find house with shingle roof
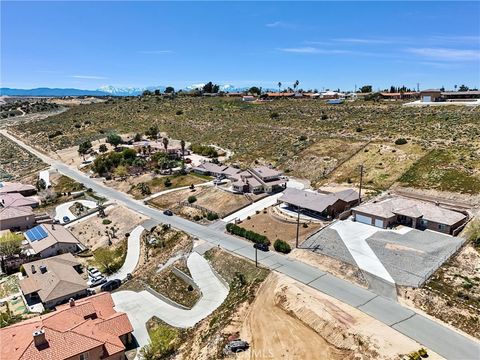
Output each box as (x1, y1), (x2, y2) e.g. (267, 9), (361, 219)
(20, 253), (88, 309)
(0, 205), (35, 230)
(0, 292), (133, 360)
(351, 197), (467, 235)
(23, 223), (82, 258)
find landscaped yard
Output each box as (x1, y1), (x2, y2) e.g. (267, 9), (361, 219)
(0, 275), (20, 299)
(128, 173), (211, 199)
(238, 208), (322, 246)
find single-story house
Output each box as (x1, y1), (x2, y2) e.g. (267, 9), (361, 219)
(23, 224), (82, 258)
(0, 193), (39, 208)
(0, 182), (37, 196)
(0, 292), (133, 360)
(351, 197), (467, 235)
(242, 95), (256, 102)
(20, 253), (88, 309)
(419, 89), (443, 102)
(0, 205), (35, 231)
(265, 92), (295, 99)
(279, 188), (359, 218)
(320, 91), (345, 100)
(380, 92), (419, 100)
(192, 162), (240, 178)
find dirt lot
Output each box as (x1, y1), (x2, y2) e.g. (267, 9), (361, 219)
(0, 133), (47, 181)
(326, 141), (426, 191)
(400, 241), (480, 339)
(238, 207), (322, 246)
(149, 186), (251, 218)
(238, 273), (443, 360)
(68, 204), (147, 250)
(289, 248), (368, 288)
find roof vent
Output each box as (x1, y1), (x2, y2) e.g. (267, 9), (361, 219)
(33, 329), (47, 348)
(69, 298), (75, 307)
(31, 265), (36, 274)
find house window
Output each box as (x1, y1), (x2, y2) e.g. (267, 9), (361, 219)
(80, 352), (89, 360)
(438, 224), (446, 231)
(420, 219), (428, 226)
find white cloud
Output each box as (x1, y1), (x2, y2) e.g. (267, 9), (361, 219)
(334, 37), (394, 44)
(279, 47), (351, 54)
(406, 48), (480, 61)
(70, 75), (108, 80)
(137, 50), (173, 54)
(265, 21), (295, 29)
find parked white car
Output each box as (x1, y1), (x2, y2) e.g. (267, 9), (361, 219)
(88, 267), (102, 278)
(87, 275), (107, 288)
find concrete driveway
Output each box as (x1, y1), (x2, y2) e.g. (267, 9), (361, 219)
(107, 225), (144, 281)
(54, 199), (97, 224)
(112, 252), (229, 349)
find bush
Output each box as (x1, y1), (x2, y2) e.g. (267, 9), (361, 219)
(102, 219), (112, 225)
(193, 215), (201, 221)
(176, 110), (183, 115)
(187, 195), (197, 204)
(164, 178), (172, 187)
(270, 112), (279, 119)
(225, 223), (270, 245)
(206, 212), (219, 221)
(274, 239), (291, 254)
(356, 127), (363, 132)
(395, 138), (408, 145)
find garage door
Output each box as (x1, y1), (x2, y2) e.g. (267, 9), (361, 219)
(356, 214), (372, 225)
(422, 95), (431, 102)
(374, 218), (384, 228)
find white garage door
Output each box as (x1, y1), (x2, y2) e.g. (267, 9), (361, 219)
(374, 218), (384, 228)
(356, 214), (372, 225)
(422, 95), (431, 102)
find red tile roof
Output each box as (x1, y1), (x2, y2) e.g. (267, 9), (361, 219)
(0, 293), (133, 360)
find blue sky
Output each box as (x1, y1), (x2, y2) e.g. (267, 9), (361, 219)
(1, 1), (479, 91)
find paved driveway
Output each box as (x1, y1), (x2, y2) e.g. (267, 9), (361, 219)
(54, 199), (97, 224)
(112, 252), (229, 349)
(107, 225), (143, 281)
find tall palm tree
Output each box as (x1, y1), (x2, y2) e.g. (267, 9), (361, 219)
(278, 82), (282, 94)
(162, 137), (169, 153)
(180, 140), (186, 173)
(293, 80), (300, 92)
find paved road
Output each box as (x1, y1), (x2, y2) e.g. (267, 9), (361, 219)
(112, 252), (229, 348)
(2, 130), (479, 360)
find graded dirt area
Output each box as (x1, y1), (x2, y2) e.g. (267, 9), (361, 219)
(239, 207), (321, 245)
(238, 273), (443, 360)
(68, 204), (147, 250)
(150, 186), (251, 218)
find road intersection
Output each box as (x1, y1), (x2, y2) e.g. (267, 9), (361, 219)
(2, 130), (479, 360)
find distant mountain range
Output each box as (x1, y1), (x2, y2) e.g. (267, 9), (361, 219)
(0, 84), (253, 97)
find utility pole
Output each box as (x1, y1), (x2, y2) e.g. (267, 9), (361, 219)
(296, 206), (301, 248)
(255, 246), (258, 267)
(358, 164), (364, 204)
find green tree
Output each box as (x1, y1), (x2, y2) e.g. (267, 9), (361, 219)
(359, 85), (373, 93)
(146, 125), (159, 139)
(165, 86), (175, 93)
(458, 85), (469, 92)
(180, 140), (186, 173)
(36, 178), (47, 191)
(162, 137), (169, 153)
(106, 133), (122, 148)
(114, 165), (128, 179)
(187, 195), (197, 203)
(278, 81), (282, 93)
(293, 80), (300, 92)
(249, 86), (261, 96)
(134, 133), (142, 142)
(78, 140), (92, 159)
(99, 144), (108, 153)
(274, 239), (291, 254)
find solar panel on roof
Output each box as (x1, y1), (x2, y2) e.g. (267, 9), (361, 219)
(25, 225), (48, 242)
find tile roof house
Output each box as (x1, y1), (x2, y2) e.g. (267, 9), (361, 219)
(279, 188), (359, 218)
(0, 292), (133, 360)
(20, 253), (88, 309)
(230, 166), (286, 194)
(352, 197), (467, 234)
(23, 224), (82, 258)
(0, 205), (35, 231)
